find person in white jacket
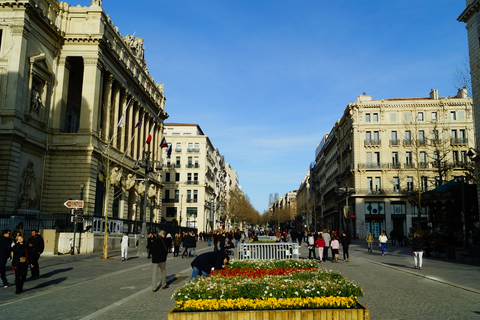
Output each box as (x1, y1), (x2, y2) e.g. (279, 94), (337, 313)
(121, 233), (129, 261)
(379, 232), (388, 256)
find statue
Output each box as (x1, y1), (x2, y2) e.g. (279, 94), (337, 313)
(123, 173), (136, 191)
(30, 85), (43, 115)
(91, 0), (102, 6)
(110, 167), (123, 185)
(18, 161), (39, 209)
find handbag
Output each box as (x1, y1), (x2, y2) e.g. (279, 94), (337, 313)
(19, 256), (27, 263)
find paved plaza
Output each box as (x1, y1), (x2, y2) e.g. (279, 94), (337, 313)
(0, 239), (479, 320)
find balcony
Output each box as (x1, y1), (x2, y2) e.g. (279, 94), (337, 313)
(186, 164), (199, 168)
(187, 148), (201, 153)
(389, 139), (399, 146)
(403, 139), (412, 146)
(365, 139), (381, 146)
(451, 137), (468, 145)
(358, 163), (385, 169)
(186, 181), (199, 185)
(404, 162), (415, 169)
(162, 198), (179, 203)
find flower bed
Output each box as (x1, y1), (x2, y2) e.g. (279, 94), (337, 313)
(171, 259), (363, 312)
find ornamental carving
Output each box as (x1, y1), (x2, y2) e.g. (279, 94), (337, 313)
(18, 161), (39, 210)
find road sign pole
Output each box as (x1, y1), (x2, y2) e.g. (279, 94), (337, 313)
(72, 209), (76, 255)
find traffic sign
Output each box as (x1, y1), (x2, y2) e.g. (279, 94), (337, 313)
(73, 209), (84, 215)
(71, 216), (84, 223)
(64, 200), (84, 208)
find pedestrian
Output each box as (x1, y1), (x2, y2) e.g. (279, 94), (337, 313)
(366, 232), (374, 253)
(146, 232), (155, 258)
(187, 231), (197, 257)
(151, 230), (169, 292)
(218, 231), (226, 252)
(322, 230), (331, 261)
(379, 231), (388, 256)
(330, 236), (340, 262)
(12, 235), (28, 294)
(213, 231), (219, 252)
(307, 231), (316, 259)
(314, 233), (325, 263)
(27, 230), (44, 278)
(189, 251), (229, 282)
(173, 233), (182, 257)
(340, 231), (351, 262)
(121, 233), (129, 261)
(412, 232), (425, 270)
(1, 230), (12, 288)
(390, 230), (397, 246)
(297, 231), (303, 246)
(181, 232), (190, 258)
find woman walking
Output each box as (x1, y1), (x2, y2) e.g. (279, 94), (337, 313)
(379, 232), (388, 256)
(366, 232), (374, 253)
(412, 232), (424, 270)
(340, 231), (351, 262)
(330, 236), (340, 262)
(12, 235), (28, 294)
(315, 234), (325, 263)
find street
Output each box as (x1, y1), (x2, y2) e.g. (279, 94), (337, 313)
(0, 239), (479, 320)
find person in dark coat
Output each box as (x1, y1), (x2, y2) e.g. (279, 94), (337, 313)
(12, 235), (29, 294)
(27, 230), (44, 278)
(0, 230), (12, 288)
(146, 232), (156, 258)
(340, 231), (351, 262)
(151, 230), (169, 291)
(187, 232), (197, 257)
(412, 232), (425, 270)
(189, 251), (229, 281)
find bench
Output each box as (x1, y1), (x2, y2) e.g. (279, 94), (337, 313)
(460, 246), (480, 262)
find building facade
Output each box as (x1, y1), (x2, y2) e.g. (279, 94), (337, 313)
(161, 123), (239, 233)
(0, 0), (168, 235)
(311, 90), (475, 239)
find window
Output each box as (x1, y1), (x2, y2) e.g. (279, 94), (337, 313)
(393, 177), (400, 193)
(461, 150), (467, 164)
(366, 152), (372, 165)
(432, 130), (439, 143)
(187, 173), (192, 184)
(433, 151), (440, 167)
(453, 151), (459, 165)
(174, 190), (179, 202)
(365, 131), (371, 145)
(375, 177), (381, 193)
(194, 157), (199, 168)
(431, 112), (437, 121)
(365, 113), (371, 122)
(165, 172), (170, 182)
(0, 29), (3, 51)
(450, 111), (456, 120)
(367, 177), (373, 194)
(176, 143), (182, 152)
(407, 177), (413, 191)
(193, 173), (198, 184)
(418, 112), (424, 121)
(404, 131), (411, 145)
(193, 190), (198, 203)
(166, 207), (176, 218)
(421, 176), (428, 192)
(373, 131), (379, 144)
(373, 113), (378, 122)
(459, 129), (466, 143)
(186, 190), (192, 202)
(175, 172), (180, 182)
(420, 151), (427, 168)
(403, 112), (410, 122)
(419, 130), (425, 144)
(176, 156), (181, 167)
(391, 131), (398, 145)
(406, 152), (412, 167)
(194, 143), (200, 152)
(390, 112), (397, 122)
(164, 189), (170, 200)
(187, 156), (193, 168)
(392, 152), (399, 168)
(373, 152), (380, 167)
(188, 143), (193, 152)
(435, 176), (441, 187)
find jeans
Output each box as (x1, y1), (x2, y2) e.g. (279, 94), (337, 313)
(317, 247), (324, 262)
(381, 243), (387, 254)
(323, 247), (330, 261)
(189, 266), (209, 282)
(188, 247), (196, 257)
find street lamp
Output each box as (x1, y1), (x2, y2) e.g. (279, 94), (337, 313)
(133, 151), (163, 256)
(337, 184), (355, 237)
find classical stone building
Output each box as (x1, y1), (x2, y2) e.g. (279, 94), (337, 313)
(311, 89), (475, 239)
(0, 0), (168, 235)
(161, 123), (239, 232)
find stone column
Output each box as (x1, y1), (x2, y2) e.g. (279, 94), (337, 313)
(79, 57), (102, 134)
(111, 83), (121, 147)
(52, 56), (70, 132)
(101, 74), (113, 140)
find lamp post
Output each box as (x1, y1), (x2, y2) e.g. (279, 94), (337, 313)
(337, 184), (355, 237)
(133, 151), (163, 256)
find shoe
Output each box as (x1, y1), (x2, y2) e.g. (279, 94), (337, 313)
(414, 266), (417, 269)
(153, 288), (158, 292)
(162, 285), (169, 290)
(419, 267), (422, 270)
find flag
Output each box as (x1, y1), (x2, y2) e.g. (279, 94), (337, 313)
(135, 114), (143, 129)
(160, 137), (168, 148)
(146, 123), (155, 144)
(117, 99), (132, 128)
(167, 144), (172, 158)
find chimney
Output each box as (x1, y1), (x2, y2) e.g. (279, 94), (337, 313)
(456, 87), (468, 98)
(429, 89), (438, 100)
(357, 92), (372, 101)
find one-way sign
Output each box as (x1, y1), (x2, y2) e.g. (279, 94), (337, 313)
(64, 200), (84, 208)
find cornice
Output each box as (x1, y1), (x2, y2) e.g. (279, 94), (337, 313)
(458, 0), (480, 22)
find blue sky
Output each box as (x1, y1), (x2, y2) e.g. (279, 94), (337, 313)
(77, 0), (468, 213)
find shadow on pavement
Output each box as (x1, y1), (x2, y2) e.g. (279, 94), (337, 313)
(33, 267), (73, 279)
(30, 277), (68, 289)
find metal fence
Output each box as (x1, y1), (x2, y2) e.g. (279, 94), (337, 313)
(0, 212), (196, 236)
(237, 242), (300, 260)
